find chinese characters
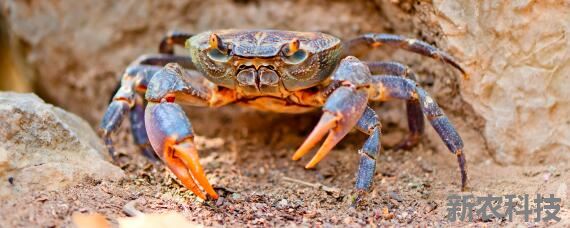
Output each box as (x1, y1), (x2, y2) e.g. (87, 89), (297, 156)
(447, 194), (561, 222)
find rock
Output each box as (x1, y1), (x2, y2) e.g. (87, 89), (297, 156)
(0, 92), (124, 198)
(430, 1), (570, 164)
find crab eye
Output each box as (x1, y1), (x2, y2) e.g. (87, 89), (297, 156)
(207, 48), (231, 62)
(281, 39), (307, 64)
(283, 49), (308, 64)
(207, 33), (231, 62)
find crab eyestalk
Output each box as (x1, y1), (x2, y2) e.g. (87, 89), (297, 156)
(282, 38), (300, 56)
(209, 33), (229, 54)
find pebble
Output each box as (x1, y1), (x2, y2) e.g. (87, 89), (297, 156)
(276, 199), (288, 208)
(304, 210), (318, 219)
(231, 193), (241, 200)
(389, 191), (403, 202)
(215, 197), (225, 206)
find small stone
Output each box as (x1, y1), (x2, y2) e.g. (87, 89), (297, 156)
(330, 215), (339, 224)
(382, 207), (395, 220)
(304, 210), (318, 219)
(389, 191), (403, 202)
(276, 199), (288, 208)
(231, 193), (241, 200)
(215, 197), (225, 206)
(343, 216), (352, 224)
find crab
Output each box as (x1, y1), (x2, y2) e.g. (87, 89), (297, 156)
(100, 29), (468, 202)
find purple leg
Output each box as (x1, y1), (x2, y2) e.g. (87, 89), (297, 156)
(158, 31), (193, 54)
(344, 33), (467, 77)
(368, 75), (467, 190)
(353, 106), (382, 205)
(101, 54), (195, 160)
(129, 98), (158, 161)
(366, 61), (425, 150)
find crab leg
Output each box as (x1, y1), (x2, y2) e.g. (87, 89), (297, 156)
(366, 61), (425, 149)
(353, 106), (382, 202)
(344, 34), (467, 78)
(132, 54), (194, 69)
(366, 61), (418, 81)
(158, 31), (194, 54)
(368, 75), (467, 190)
(129, 96), (157, 161)
(100, 54), (196, 160)
(101, 72), (160, 161)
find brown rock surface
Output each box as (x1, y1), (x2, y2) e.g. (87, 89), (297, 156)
(0, 92), (124, 198)
(429, 0), (570, 164)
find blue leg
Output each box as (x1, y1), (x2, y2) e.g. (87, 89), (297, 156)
(129, 98), (158, 161)
(366, 61), (418, 81)
(368, 75), (467, 190)
(352, 106), (382, 205)
(344, 33), (467, 77)
(158, 31), (193, 54)
(366, 61), (425, 149)
(100, 54), (195, 160)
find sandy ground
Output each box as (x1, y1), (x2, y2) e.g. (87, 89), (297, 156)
(1, 105), (568, 227)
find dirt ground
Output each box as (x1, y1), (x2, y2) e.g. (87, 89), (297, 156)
(1, 105), (568, 227)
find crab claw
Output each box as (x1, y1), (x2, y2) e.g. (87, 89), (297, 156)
(145, 102), (218, 200)
(292, 86), (368, 168)
(163, 136), (218, 200)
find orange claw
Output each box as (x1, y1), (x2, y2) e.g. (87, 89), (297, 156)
(163, 137), (218, 200)
(305, 126), (346, 169)
(172, 141), (218, 199)
(292, 112), (352, 168)
(291, 112), (339, 161)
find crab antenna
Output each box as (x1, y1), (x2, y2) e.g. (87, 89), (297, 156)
(209, 33), (229, 53)
(282, 38), (300, 56)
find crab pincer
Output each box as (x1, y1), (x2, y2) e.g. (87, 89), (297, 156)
(292, 85), (369, 168)
(141, 64), (219, 200)
(145, 102), (218, 200)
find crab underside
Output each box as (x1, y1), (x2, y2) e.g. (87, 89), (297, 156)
(100, 29), (468, 204)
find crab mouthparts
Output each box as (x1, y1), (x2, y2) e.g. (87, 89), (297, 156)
(236, 66), (279, 90)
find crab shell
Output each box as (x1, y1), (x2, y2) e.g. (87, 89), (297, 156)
(186, 30), (342, 96)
